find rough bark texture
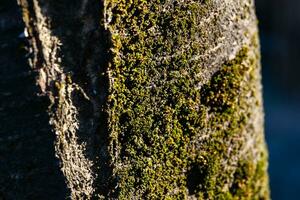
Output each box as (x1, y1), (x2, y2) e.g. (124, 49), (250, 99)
(18, 0), (269, 199)
(0, 1), (67, 199)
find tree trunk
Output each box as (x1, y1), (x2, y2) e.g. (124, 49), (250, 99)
(18, 0), (269, 199)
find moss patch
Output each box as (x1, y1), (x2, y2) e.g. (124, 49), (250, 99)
(105, 1), (269, 199)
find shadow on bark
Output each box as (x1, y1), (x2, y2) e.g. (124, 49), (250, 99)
(0, 1), (67, 199)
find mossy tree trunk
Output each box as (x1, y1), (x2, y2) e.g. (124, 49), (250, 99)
(18, 0), (269, 199)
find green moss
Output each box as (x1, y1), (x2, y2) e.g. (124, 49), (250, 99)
(105, 1), (269, 199)
(194, 44), (269, 199)
(201, 48), (248, 113)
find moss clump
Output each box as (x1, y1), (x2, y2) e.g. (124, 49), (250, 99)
(105, 1), (269, 199)
(193, 44), (269, 199)
(201, 49), (249, 113)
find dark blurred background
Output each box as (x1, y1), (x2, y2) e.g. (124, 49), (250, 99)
(256, 0), (300, 199)
(0, 0), (299, 199)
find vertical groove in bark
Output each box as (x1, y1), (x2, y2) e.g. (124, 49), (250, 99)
(18, 0), (270, 199)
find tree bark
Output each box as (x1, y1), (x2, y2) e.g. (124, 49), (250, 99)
(18, 0), (270, 199)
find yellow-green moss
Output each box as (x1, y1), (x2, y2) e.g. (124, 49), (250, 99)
(192, 44), (269, 199)
(105, 1), (269, 199)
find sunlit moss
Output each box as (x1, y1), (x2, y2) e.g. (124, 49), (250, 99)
(105, 1), (269, 199)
